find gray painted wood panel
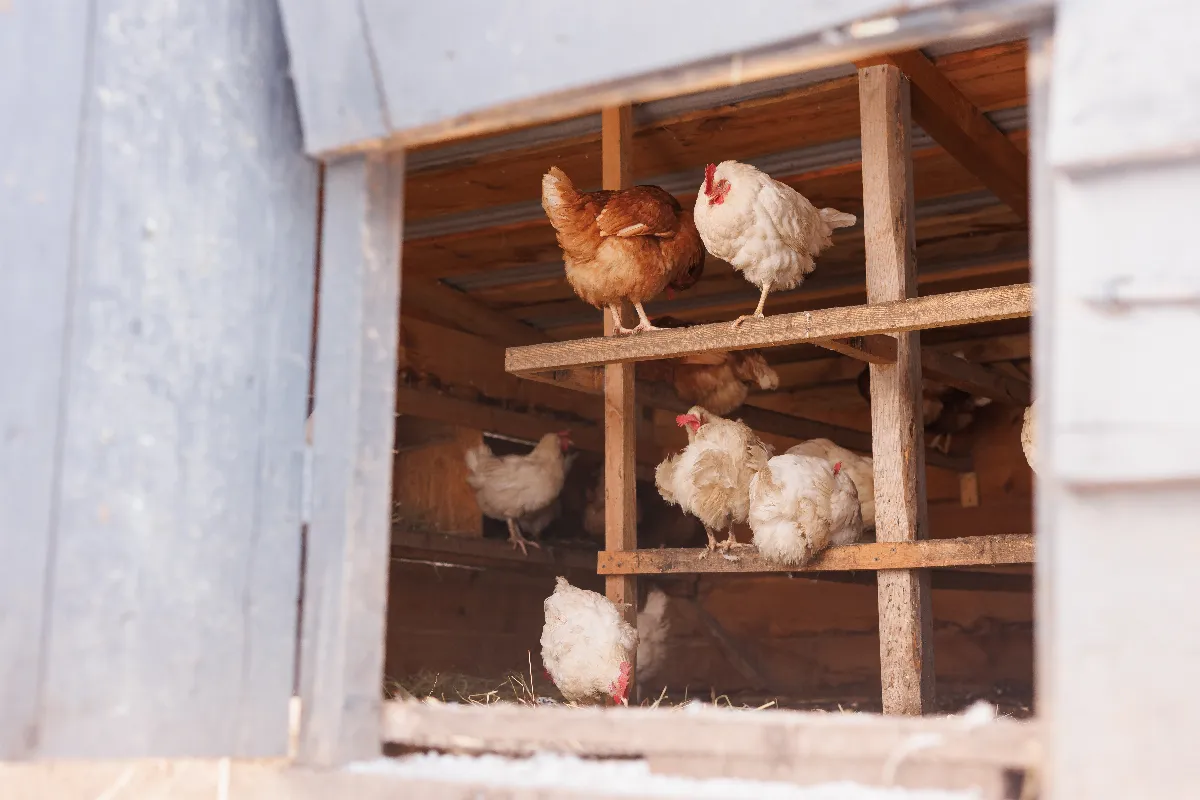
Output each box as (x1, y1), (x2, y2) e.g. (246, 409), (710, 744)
(1039, 11), (1200, 798)
(276, 0), (390, 156)
(12, 0), (319, 758)
(1049, 0), (1200, 168)
(0, 0), (94, 758)
(298, 153), (404, 766)
(360, 0), (908, 132)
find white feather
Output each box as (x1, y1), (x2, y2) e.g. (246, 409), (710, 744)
(749, 454), (836, 566)
(465, 434), (567, 522)
(541, 577), (637, 703)
(787, 438), (875, 530)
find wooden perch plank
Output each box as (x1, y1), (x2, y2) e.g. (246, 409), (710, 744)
(601, 106), (639, 695)
(392, 530), (596, 573)
(819, 335), (898, 364)
(858, 50), (1029, 218)
(860, 63), (935, 716)
(505, 284), (1031, 374)
(596, 535), (1035, 575)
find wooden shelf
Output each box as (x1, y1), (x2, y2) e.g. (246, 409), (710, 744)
(392, 530), (597, 573)
(596, 534), (1033, 575)
(505, 284), (1031, 376)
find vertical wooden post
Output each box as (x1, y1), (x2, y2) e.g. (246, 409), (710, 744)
(858, 65), (935, 715)
(300, 152), (404, 764)
(600, 106), (638, 697)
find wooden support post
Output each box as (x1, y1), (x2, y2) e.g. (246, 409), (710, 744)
(859, 64), (935, 715)
(300, 152), (404, 764)
(601, 106), (638, 697)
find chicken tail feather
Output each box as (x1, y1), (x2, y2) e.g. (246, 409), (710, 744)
(542, 167), (579, 215)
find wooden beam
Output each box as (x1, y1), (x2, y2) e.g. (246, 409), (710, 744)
(596, 534), (1033, 575)
(860, 64), (935, 716)
(601, 107), (639, 695)
(391, 530), (597, 574)
(301, 153), (404, 765)
(402, 275), (548, 346)
(395, 385), (659, 479)
(505, 284), (1032, 374)
(922, 348), (1031, 406)
(857, 50), (1029, 218)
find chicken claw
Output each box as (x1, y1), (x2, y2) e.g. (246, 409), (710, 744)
(698, 527), (720, 560)
(730, 311), (765, 329)
(506, 519), (541, 556)
(715, 531), (748, 553)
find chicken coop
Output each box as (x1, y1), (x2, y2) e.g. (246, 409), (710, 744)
(4, 0), (1199, 798)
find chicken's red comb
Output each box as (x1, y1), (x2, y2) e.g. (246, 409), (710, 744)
(703, 163), (717, 196)
(833, 461), (843, 475)
(675, 413), (700, 428)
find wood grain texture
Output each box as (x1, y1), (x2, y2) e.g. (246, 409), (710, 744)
(859, 64), (935, 716)
(0, 0), (92, 758)
(600, 107), (638, 689)
(392, 531), (597, 573)
(596, 535), (1034, 575)
(507, 284), (1031, 373)
(14, 0), (318, 759)
(859, 50), (1029, 217)
(402, 276), (547, 347)
(300, 154), (404, 766)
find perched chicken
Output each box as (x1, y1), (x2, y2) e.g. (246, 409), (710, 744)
(465, 431), (573, 555)
(748, 454), (863, 567)
(1021, 402), (1037, 474)
(636, 588), (670, 694)
(542, 167), (706, 335)
(693, 161), (856, 327)
(582, 470), (644, 545)
(655, 406), (771, 556)
(857, 367), (992, 454)
(637, 316), (780, 415)
(787, 438), (875, 530)
(541, 577), (637, 705)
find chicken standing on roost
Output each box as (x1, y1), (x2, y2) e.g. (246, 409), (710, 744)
(693, 160), (856, 327)
(748, 454), (864, 567)
(464, 431), (573, 555)
(541, 167), (705, 334)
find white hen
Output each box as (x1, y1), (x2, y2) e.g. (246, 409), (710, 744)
(465, 431), (572, 554)
(1022, 402), (1037, 474)
(541, 577), (637, 704)
(749, 454), (863, 567)
(693, 160), (857, 327)
(787, 438), (875, 530)
(655, 406), (771, 556)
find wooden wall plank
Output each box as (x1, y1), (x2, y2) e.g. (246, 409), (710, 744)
(26, 0), (318, 757)
(858, 64), (935, 715)
(0, 0), (93, 758)
(600, 107), (639, 693)
(299, 153), (404, 765)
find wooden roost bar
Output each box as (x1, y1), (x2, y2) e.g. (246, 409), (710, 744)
(504, 61), (1035, 715)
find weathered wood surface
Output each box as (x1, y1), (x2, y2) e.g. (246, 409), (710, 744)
(600, 107), (639, 690)
(300, 154), (404, 766)
(859, 50), (1029, 217)
(0, 0), (318, 759)
(1037, 8), (1200, 799)
(392, 531), (597, 573)
(596, 535), (1034, 575)
(275, 0), (390, 155)
(506, 284), (1032, 373)
(383, 700), (1038, 797)
(0, 0), (93, 759)
(860, 64), (935, 716)
(279, 0), (1049, 153)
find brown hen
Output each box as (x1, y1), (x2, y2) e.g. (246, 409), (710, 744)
(541, 167), (706, 334)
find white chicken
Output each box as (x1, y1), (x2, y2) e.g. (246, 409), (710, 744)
(654, 406), (771, 556)
(693, 160), (857, 327)
(465, 431), (572, 555)
(748, 454), (864, 567)
(1021, 402), (1037, 474)
(541, 577), (636, 705)
(636, 588), (670, 694)
(786, 438), (875, 530)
